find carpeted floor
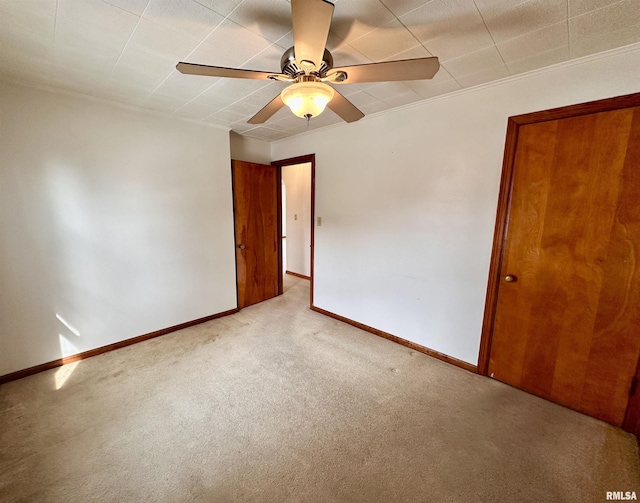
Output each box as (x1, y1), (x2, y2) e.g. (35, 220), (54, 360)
(1, 275), (639, 502)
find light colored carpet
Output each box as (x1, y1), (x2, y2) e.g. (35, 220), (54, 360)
(1, 275), (639, 502)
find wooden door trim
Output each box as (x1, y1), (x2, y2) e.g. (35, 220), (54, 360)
(505, 92), (640, 126)
(477, 117), (520, 376)
(623, 357), (640, 434)
(478, 91), (640, 377)
(230, 160), (240, 309)
(272, 154), (316, 308)
(276, 164), (283, 296)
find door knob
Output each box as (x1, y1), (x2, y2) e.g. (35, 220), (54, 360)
(237, 244), (246, 249)
(504, 275), (516, 282)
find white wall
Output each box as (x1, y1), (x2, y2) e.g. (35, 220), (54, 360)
(0, 82), (237, 375)
(282, 163), (312, 277)
(229, 132), (271, 165)
(271, 45), (640, 365)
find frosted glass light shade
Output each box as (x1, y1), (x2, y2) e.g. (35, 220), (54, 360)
(281, 82), (335, 119)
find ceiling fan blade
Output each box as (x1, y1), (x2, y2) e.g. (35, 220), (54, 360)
(247, 94), (285, 124)
(327, 89), (364, 123)
(291, 0), (334, 71)
(176, 62), (276, 80)
(331, 57), (440, 84)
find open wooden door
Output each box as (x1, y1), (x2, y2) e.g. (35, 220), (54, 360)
(232, 160), (282, 309)
(480, 94), (640, 428)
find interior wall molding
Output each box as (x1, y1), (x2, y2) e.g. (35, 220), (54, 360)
(310, 305), (477, 374)
(271, 42), (640, 145)
(0, 308), (239, 385)
(0, 77), (231, 132)
(286, 271), (311, 280)
(365, 42), (640, 118)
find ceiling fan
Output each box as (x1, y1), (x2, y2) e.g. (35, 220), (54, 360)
(176, 0), (439, 125)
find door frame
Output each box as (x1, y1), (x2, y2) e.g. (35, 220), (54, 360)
(477, 92), (640, 433)
(272, 154), (316, 308)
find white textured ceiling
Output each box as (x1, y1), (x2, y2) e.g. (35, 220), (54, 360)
(1, 0), (639, 140)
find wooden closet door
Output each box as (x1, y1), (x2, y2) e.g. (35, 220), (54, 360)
(488, 105), (640, 426)
(232, 160), (281, 309)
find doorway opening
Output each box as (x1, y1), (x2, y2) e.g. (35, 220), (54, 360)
(273, 155), (315, 308)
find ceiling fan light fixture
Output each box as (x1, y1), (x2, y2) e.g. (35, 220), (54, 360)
(280, 81), (334, 119)
(178, 0), (439, 126)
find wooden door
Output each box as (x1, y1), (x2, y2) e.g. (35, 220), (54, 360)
(232, 160), (281, 309)
(485, 97), (640, 426)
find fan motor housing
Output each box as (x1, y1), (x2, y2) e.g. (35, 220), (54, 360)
(280, 47), (333, 77)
